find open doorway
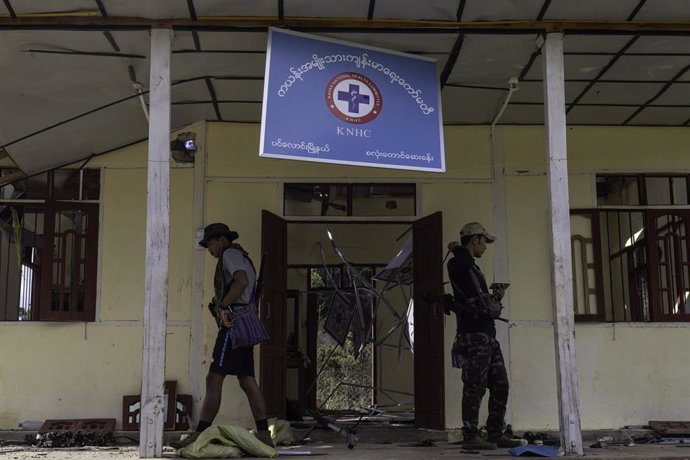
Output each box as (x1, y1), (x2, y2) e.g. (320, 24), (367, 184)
(260, 210), (444, 429)
(299, 264), (381, 415)
(282, 285), (376, 419)
(286, 223), (413, 421)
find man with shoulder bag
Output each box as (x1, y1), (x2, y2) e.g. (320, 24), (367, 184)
(172, 223), (272, 449)
(446, 222), (521, 450)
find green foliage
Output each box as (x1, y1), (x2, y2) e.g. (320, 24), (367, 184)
(310, 269), (325, 289)
(316, 333), (372, 411)
(311, 269), (375, 411)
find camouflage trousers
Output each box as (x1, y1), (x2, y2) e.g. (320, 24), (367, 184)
(452, 332), (509, 438)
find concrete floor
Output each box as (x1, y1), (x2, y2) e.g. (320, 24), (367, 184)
(3, 441), (690, 459)
(3, 427), (690, 459)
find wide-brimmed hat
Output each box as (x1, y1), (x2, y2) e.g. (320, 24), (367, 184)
(459, 222), (496, 243)
(198, 223), (239, 248)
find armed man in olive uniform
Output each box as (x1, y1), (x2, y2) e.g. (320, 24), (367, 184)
(447, 222), (521, 450)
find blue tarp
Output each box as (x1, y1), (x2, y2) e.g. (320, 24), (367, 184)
(509, 444), (561, 457)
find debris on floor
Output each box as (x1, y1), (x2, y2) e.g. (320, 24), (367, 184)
(522, 431), (559, 446)
(39, 418), (115, 434)
(28, 431), (115, 448)
(649, 420), (690, 436)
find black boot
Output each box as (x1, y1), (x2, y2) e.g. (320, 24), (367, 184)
(463, 435), (497, 450)
(488, 433), (525, 448)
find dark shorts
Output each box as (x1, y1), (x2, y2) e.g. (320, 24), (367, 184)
(209, 328), (255, 377)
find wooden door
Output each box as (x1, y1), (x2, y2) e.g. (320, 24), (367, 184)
(412, 212), (445, 430)
(259, 210), (288, 417)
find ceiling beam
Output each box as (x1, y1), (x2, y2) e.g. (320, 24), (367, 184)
(367, 0), (375, 20)
(2, 16), (690, 33)
(456, 0), (467, 21)
(536, 0), (553, 20)
(26, 49), (145, 58)
(628, 0), (649, 22)
(0, 169), (26, 187)
(1, 0), (16, 19)
(103, 31), (120, 51)
(439, 33), (464, 88)
(185, 0), (202, 51)
(204, 77), (223, 121)
(523, 78), (690, 83)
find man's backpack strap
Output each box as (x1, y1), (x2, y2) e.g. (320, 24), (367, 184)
(210, 246), (259, 328)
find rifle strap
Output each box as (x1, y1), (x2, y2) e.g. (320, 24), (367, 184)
(468, 267), (489, 308)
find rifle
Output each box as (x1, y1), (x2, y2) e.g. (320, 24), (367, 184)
(423, 290), (509, 323)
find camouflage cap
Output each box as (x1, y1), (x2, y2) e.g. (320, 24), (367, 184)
(459, 222), (496, 243)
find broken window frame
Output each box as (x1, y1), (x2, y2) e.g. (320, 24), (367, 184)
(283, 182), (416, 218)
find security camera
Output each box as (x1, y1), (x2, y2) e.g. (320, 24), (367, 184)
(508, 77), (519, 91)
(171, 132), (197, 163)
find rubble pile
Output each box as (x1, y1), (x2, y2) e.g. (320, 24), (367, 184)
(27, 431), (115, 448)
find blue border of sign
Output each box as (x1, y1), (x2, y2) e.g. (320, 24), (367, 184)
(260, 28), (445, 173)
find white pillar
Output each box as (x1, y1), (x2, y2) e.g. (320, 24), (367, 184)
(542, 32), (583, 456)
(490, 125), (511, 424)
(188, 126), (207, 423)
(140, 27), (172, 458)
